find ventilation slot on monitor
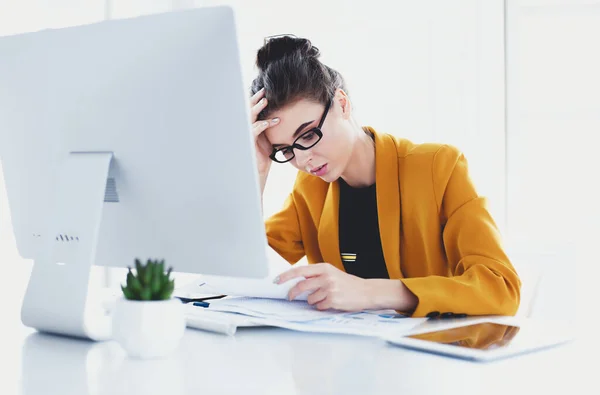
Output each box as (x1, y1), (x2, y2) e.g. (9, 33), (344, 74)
(55, 234), (79, 242)
(104, 177), (119, 202)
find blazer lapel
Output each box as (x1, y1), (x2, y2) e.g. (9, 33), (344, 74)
(317, 181), (345, 271)
(371, 129), (403, 279)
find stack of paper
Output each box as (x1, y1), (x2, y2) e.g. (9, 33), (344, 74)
(204, 297), (343, 321)
(185, 297), (427, 337)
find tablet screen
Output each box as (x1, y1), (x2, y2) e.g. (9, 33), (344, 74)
(406, 322), (521, 350)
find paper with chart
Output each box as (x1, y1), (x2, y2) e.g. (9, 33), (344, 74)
(266, 313), (427, 337)
(201, 297), (427, 337)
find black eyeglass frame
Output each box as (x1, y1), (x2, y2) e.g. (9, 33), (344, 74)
(269, 99), (332, 164)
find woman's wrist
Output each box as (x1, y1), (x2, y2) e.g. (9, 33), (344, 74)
(258, 167), (270, 193)
(365, 279), (418, 312)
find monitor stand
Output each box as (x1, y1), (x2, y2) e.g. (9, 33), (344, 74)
(21, 152), (115, 340)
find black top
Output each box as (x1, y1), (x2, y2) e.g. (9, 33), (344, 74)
(338, 177), (389, 279)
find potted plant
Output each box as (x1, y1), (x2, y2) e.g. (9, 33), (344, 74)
(111, 258), (186, 359)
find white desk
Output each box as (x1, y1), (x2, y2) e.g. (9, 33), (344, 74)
(0, 263), (590, 395)
(0, 315), (588, 395)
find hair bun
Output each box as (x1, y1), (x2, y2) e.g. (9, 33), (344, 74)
(256, 35), (320, 70)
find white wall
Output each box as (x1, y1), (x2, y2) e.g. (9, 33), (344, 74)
(506, 0), (600, 321)
(206, 0), (507, 232)
(0, 1), (506, 292)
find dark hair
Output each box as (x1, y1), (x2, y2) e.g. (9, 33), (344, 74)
(250, 35), (346, 121)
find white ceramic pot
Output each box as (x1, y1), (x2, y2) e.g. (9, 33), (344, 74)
(111, 297), (185, 359)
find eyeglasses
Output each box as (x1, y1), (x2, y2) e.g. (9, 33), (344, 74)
(269, 99), (331, 164)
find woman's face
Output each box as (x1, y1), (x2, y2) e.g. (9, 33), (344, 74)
(264, 93), (355, 183)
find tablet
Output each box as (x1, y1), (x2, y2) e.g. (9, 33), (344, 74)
(385, 321), (573, 362)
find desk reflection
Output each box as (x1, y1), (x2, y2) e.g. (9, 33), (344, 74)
(287, 333), (380, 395)
(21, 328), (299, 395)
(21, 332), (186, 395)
(408, 323), (520, 349)
(19, 325), (512, 395)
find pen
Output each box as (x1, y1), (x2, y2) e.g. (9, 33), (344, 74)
(426, 312), (468, 320)
(175, 295), (226, 304)
(378, 313), (408, 319)
(193, 301), (210, 308)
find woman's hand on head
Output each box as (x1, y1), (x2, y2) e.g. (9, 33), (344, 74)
(274, 263), (377, 312)
(250, 88), (279, 175)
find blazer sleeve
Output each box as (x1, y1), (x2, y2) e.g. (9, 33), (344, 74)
(265, 192), (306, 264)
(401, 145), (521, 317)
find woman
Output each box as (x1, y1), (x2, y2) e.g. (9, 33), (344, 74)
(249, 35), (520, 317)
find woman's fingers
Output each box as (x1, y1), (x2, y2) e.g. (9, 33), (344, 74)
(275, 263), (330, 284)
(250, 87), (265, 106)
(288, 277), (326, 301)
(249, 88), (279, 163)
(252, 117), (279, 138)
(316, 296), (333, 311)
(306, 289), (328, 305)
(250, 96), (268, 120)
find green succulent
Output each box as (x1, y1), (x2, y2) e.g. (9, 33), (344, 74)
(121, 258), (175, 301)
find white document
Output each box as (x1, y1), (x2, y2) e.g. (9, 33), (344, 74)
(199, 274), (311, 300)
(195, 246), (313, 300)
(205, 297), (343, 321)
(262, 314), (427, 338)
(197, 297), (427, 337)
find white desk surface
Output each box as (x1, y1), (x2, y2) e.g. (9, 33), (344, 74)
(0, 313), (590, 395)
(0, 264), (591, 395)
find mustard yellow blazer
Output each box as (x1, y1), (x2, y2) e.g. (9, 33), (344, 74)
(265, 127), (521, 317)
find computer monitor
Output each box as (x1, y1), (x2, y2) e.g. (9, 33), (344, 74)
(0, 6), (269, 340)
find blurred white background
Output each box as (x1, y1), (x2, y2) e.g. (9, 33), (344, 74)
(0, 0), (596, 325)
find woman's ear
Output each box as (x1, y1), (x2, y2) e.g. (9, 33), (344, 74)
(335, 89), (352, 120)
